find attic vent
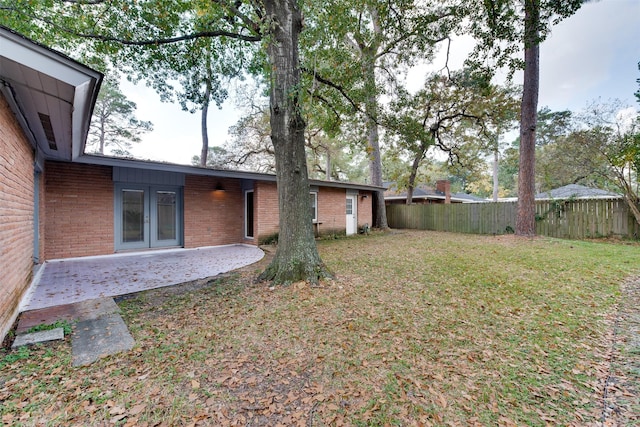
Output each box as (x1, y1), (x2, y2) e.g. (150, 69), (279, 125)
(38, 113), (57, 150)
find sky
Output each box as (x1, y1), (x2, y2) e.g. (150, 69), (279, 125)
(124, 0), (640, 165)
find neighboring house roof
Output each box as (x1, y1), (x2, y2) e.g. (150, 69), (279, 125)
(0, 26), (103, 167)
(450, 193), (487, 203)
(535, 184), (621, 200)
(383, 181), (486, 203)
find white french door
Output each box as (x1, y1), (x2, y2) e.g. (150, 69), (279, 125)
(116, 184), (182, 250)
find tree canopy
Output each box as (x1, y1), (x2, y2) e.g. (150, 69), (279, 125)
(383, 70), (519, 204)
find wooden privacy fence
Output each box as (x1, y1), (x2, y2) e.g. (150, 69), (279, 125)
(386, 198), (640, 240)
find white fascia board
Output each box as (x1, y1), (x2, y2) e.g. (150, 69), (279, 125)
(1, 32), (101, 87)
(1, 28), (103, 161)
(72, 80), (102, 160)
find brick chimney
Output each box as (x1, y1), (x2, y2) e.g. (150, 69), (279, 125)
(436, 180), (451, 204)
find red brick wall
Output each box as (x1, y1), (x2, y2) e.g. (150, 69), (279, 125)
(317, 187), (346, 233)
(40, 162), (374, 263)
(358, 191), (373, 228)
(318, 189), (373, 234)
(0, 94), (35, 340)
(44, 161), (114, 259)
(254, 181), (279, 242)
(252, 183), (374, 240)
(184, 176), (244, 247)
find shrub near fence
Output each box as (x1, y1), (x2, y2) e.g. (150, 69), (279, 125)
(386, 198), (640, 240)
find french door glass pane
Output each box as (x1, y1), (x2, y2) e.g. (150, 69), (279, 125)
(156, 191), (176, 241)
(122, 190), (144, 243)
(346, 198), (353, 215)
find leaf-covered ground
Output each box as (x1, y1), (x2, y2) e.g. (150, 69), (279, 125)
(1, 230), (639, 426)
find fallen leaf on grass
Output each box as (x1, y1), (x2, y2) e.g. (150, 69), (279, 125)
(123, 419), (139, 427)
(436, 394), (447, 409)
(214, 375), (231, 384)
(109, 406), (126, 415)
(128, 404), (145, 416)
(110, 413), (127, 424)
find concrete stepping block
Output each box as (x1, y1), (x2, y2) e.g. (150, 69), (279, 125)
(72, 313), (134, 366)
(12, 328), (64, 348)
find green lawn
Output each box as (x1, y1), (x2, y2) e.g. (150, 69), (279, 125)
(1, 230), (638, 426)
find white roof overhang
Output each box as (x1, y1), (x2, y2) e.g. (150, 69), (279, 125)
(0, 26), (103, 165)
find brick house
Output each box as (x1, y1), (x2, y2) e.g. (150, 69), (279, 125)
(0, 27), (378, 341)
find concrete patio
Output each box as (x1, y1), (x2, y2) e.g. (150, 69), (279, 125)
(20, 244), (264, 312)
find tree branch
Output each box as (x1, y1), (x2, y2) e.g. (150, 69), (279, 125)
(212, 0), (262, 36)
(301, 67), (361, 113)
(307, 91), (342, 124)
(0, 5), (261, 43)
(62, 0), (107, 4)
(78, 29), (261, 45)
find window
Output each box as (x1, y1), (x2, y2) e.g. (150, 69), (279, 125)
(245, 190), (254, 238)
(346, 197), (353, 215)
(310, 192), (318, 222)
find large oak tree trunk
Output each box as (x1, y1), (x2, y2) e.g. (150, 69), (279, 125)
(362, 60), (388, 229)
(516, 0), (539, 237)
(258, 0), (331, 285)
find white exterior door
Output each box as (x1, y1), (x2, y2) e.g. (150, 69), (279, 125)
(346, 195), (357, 235)
(115, 184), (182, 250)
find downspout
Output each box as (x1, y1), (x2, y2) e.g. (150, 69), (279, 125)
(33, 169), (40, 264)
(33, 127), (44, 265)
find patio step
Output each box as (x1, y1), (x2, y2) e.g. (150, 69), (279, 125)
(17, 298), (121, 334)
(16, 297), (135, 366)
